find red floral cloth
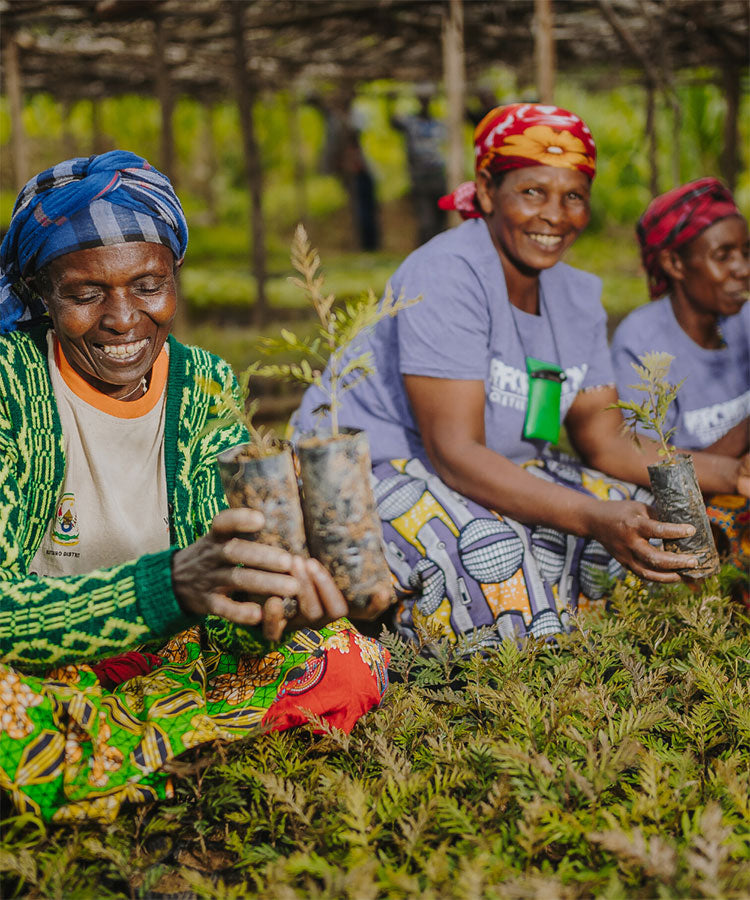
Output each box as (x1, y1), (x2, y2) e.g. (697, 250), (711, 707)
(636, 177), (741, 299)
(439, 103), (597, 220)
(438, 180), (483, 219)
(263, 630), (390, 735)
(90, 630), (390, 735)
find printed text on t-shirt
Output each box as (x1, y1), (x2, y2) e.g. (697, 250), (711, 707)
(488, 359), (589, 415)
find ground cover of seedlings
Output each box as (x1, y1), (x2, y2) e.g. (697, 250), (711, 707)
(2, 570), (749, 900)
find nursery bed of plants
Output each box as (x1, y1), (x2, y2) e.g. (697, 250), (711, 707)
(2, 570), (749, 900)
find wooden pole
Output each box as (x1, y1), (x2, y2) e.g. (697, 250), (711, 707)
(645, 81), (659, 197)
(288, 88), (308, 223)
(91, 98), (108, 155)
(442, 0), (466, 228)
(230, 1), (268, 327)
(62, 99), (77, 160)
(599, 0), (684, 193)
(721, 64), (740, 191)
(152, 16), (186, 333)
(661, 38), (681, 188)
(534, 0), (556, 104)
(5, 31), (28, 191)
(670, 96), (681, 189)
(154, 14), (177, 187)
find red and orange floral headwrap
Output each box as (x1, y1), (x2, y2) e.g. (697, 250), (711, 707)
(636, 177), (741, 299)
(439, 103), (597, 219)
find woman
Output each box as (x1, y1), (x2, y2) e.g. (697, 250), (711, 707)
(292, 104), (750, 647)
(0, 152), (390, 823)
(611, 178), (749, 578)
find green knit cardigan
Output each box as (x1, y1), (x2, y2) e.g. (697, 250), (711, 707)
(0, 324), (248, 672)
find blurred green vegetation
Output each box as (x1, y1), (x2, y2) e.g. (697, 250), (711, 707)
(2, 68), (746, 226)
(1, 66), (746, 360)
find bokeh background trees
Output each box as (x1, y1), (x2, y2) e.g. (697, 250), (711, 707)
(1, 1), (748, 390)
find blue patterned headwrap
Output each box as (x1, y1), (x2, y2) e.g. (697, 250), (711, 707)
(0, 151), (188, 333)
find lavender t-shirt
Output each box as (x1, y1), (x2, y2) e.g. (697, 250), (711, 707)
(611, 297), (750, 450)
(292, 218), (615, 464)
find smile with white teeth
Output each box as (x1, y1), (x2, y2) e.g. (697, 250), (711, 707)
(529, 233), (563, 249)
(98, 338), (149, 359)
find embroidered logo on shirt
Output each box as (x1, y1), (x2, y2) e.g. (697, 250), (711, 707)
(51, 492), (80, 546)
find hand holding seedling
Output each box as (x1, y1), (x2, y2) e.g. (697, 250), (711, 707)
(586, 499), (698, 582)
(170, 508), (391, 641)
(171, 508), (300, 625)
(288, 557), (393, 626)
(241, 557), (391, 642)
(608, 351), (720, 577)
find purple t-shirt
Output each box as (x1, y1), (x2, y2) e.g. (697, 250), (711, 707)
(611, 297), (750, 450)
(292, 218), (614, 464)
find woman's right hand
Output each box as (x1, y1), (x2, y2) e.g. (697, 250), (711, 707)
(171, 508), (301, 627)
(588, 499), (699, 583)
(171, 508), (392, 641)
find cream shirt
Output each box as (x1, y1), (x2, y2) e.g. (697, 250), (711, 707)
(30, 334), (170, 577)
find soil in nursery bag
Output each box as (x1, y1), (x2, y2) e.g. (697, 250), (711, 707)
(297, 430), (393, 609)
(218, 443), (307, 614)
(648, 454), (720, 579)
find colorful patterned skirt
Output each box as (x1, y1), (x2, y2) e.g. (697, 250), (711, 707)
(0, 619), (389, 823)
(371, 453), (649, 646)
(373, 454), (749, 645)
(706, 493), (750, 604)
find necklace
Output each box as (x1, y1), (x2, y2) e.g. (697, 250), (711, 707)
(117, 376), (148, 401)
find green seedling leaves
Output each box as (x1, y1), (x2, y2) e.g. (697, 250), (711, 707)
(247, 224), (421, 437)
(608, 350), (684, 460)
(195, 370), (281, 457)
(3, 572), (749, 898)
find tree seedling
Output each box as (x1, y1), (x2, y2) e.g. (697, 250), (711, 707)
(609, 351), (685, 463)
(610, 351), (719, 577)
(198, 368), (281, 459)
(251, 223), (420, 435)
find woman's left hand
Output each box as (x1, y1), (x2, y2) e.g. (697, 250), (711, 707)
(588, 499), (699, 583)
(260, 557), (393, 642)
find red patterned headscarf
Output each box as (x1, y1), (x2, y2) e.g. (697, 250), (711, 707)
(439, 103), (597, 219)
(636, 177), (742, 299)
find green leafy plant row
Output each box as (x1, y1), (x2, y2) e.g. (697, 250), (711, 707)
(2, 569), (749, 899)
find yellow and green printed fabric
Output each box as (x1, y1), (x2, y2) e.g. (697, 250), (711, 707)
(0, 619), (389, 823)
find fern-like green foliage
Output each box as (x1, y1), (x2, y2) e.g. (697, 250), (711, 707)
(2, 570), (749, 898)
(251, 224), (421, 436)
(0, 572), (750, 900)
(609, 351), (685, 461)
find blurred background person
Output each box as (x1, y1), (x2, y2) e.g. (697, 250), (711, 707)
(388, 83), (447, 246)
(308, 87), (381, 251)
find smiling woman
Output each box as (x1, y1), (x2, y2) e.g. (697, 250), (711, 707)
(612, 178), (750, 585)
(39, 242), (177, 398)
(0, 151), (390, 823)
(291, 103), (750, 649)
